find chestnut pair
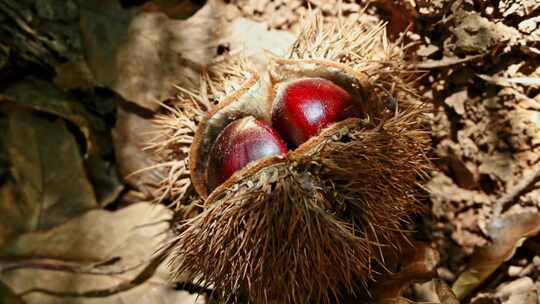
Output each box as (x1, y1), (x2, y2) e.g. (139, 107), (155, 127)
(207, 77), (356, 192)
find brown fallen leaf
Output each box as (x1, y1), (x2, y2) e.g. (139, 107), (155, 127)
(54, 60), (97, 91)
(372, 0), (417, 40)
(416, 54), (484, 69)
(112, 103), (165, 199)
(0, 182), (23, 253)
(477, 74), (540, 87)
(223, 18), (296, 72)
(0, 79), (123, 206)
(0, 116), (7, 180)
(0, 203), (202, 304)
(0, 280), (25, 304)
(0, 78), (106, 155)
(452, 212), (540, 300)
(451, 12), (521, 54)
(141, 0), (205, 19)
(5, 110), (98, 232)
(80, 0), (229, 111)
(373, 244), (439, 303)
(410, 279), (460, 304)
(434, 279), (460, 304)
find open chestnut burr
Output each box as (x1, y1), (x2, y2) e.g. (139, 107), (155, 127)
(152, 16), (432, 304)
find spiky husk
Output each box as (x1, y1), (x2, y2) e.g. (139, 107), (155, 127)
(169, 112), (430, 302)
(147, 56), (254, 209)
(153, 13), (432, 304)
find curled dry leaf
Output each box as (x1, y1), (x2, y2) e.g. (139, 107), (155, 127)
(373, 244), (439, 303)
(4, 110), (98, 232)
(0, 181), (26, 250)
(0, 117), (7, 180)
(0, 203), (202, 304)
(112, 103), (165, 199)
(0, 280), (25, 304)
(0, 78), (106, 154)
(141, 0), (205, 19)
(452, 212), (540, 300)
(477, 74), (540, 87)
(416, 54), (485, 69)
(451, 11), (521, 54)
(433, 279), (460, 304)
(372, 0), (417, 39)
(0, 78), (123, 206)
(53, 60), (97, 91)
(223, 18), (296, 71)
(80, 0), (229, 111)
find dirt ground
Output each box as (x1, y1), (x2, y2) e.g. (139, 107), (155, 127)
(0, 0), (540, 303)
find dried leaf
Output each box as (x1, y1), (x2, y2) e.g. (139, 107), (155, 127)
(0, 78), (106, 155)
(0, 203), (202, 304)
(499, 0), (540, 18)
(373, 0), (416, 39)
(0, 78), (123, 206)
(416, 54), (484, 69)
(80, 0), (228, 111)
(410, 279), (459, 304)
(0, 280), (25, 304)
(0, 117), (7, 180)
(85, 157), (124, 207)
(141, 0), (204, 19)
(373, 245), (439, 303)
(112, 103), (165, 198)
(434, 280), (460, 304)
(0, 182), (23, 250)
(452, 212), (540, 299)
(451, 12), (521, 54)
(5, 110), (98, 231)
(478, 152), (516, 185)
(477, 74), (540, 87)
(224, 18), (296, 71)
(53, 60), (97, 91)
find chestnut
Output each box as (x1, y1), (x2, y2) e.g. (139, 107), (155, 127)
(272, 77), (355, 148)
(206, 116), (288, 192)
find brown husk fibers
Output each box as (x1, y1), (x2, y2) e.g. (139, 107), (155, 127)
(151, 14), (433, 303)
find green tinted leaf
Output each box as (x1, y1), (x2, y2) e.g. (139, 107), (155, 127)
(0, 280), (25, 304)
(0, 79), (122, 206)
(6, 110), (98, 231)
(1, 78), (105, 156)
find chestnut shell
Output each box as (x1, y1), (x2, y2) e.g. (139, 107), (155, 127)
(206, 116), (287, 192)
(272, 77), (356, 148)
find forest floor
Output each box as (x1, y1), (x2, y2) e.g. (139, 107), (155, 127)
(0, 0), (540, 303)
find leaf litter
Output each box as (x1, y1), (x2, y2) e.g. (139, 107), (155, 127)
(1, 0), (540, 303)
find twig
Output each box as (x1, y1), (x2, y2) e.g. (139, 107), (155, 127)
(174, 282), (213, 296)
(1, 258), (145, 276)
(492, 161), (540, 218)
(416, 54), (484, 69)
(18, 252), (167, 298)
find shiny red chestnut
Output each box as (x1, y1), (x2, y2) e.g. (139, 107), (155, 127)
(206, 116), (288, 192)
(272, 78), (355, 148)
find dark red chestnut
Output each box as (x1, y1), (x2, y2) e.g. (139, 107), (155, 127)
(206, 116), (288, 192)
(272, 77), (355, 148)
